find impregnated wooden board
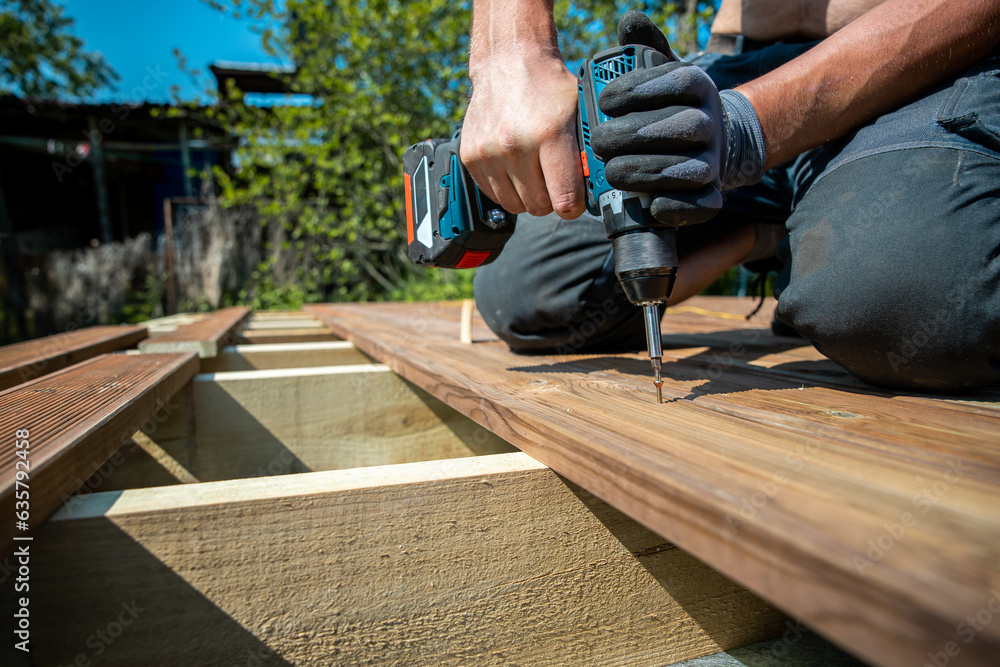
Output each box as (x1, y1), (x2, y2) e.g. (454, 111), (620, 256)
(140, 312), (208, 334)
(0, 352), (199, 555)
(29, 453), (787, 666)
(243, 318), (325, 330)
(198, 341), (371, 373)
(139, 306), (250, 357)
(308, 298), (1000, 667)
(95, 363), (517, 489)
(249, 310), (319, 320)
(0, 325), (147, 391)
(240, 327), (340, 344)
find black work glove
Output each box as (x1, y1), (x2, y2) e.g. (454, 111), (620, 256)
(590, 11), (767, 226)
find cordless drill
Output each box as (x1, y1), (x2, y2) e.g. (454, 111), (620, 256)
(404, 43), (675, 402)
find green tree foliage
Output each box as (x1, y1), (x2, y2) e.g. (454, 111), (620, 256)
(0, 0), (118, 99)
(560, 1), (717, 60)
(198, 0), (716, 305)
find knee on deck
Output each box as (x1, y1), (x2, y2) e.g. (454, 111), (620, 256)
(776, 287), (1000, 392)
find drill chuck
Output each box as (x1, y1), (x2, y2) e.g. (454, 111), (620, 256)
(597, 189), (678, 306)
(611, 229), (678, 305)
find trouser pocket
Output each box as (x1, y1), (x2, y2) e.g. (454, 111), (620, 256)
(937, 61), (1000, 154)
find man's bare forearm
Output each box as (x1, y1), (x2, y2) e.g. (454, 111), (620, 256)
(463, 0), (584, 218)
(469, 0), (560, 77)
(713, 0), (890, 41)
(738, 0), (1000, 168)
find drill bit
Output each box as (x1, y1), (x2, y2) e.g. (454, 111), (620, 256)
(642, 303), (664, 403)
(651, 356), (663, 403)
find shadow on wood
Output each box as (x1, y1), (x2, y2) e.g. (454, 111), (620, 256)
(98, 365), (517, 489)
(28, 454), (789, 666)
(559, 475), (790, 656)
(31, 502), (293, 666)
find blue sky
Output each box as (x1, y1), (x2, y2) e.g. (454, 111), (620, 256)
(60, 0), (288, 103)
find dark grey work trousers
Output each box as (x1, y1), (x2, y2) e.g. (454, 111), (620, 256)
(474, 43), (1000, 391)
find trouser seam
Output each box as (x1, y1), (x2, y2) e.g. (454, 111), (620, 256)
(808, 142), (1000, 193)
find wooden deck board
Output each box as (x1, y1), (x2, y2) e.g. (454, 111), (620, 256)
(139, 306), (250, 357)
(308, 297), (1000, 667)
(0, 325), (147, 392)
(0, 352), (199, 555)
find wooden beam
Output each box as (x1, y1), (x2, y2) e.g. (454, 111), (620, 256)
(0, 352), (198, 556)
(141, 313), (209, 335)
(243, 319), (325, 331)
(0, 325), (147, 391)
(129, 431), (200, 484)
(248, 310), (316, 320)
(29, 453), (787, 666)
(188, 364), (515, 478)
(198, 341), (371, 373)
(139, 306), (250, 357)
(308, 300), (1000, 667)
(240, 327), (340, 344)
(99, 364), (516, 488)
(460, 298), (474, 344)
(163, 198), (177, 315)
(142, 313), (207, 330)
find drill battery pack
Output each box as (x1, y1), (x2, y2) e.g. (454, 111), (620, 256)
(403, 132), (516, 269)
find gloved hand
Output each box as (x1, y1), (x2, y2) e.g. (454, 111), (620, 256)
(590, 11), (767, 226)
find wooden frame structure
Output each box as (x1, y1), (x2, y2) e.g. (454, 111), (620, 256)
(2, 298), (997, 666)
(303, 298), (1000, 667)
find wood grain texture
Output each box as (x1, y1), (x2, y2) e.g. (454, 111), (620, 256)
(79, 382), (201, 492)
(0, 325), (147, 391)
(0, 352), (198, 555)
(95, 364), (516, 488)
(249, 310), (317, 320)
(141, 313), (208, 335)
(30, 453), (787, 666)
(139, 306), (250, 357)
(308, 298), (1000, 667)
(241, 327), (341, 344)
(198, 341), (371, 373)
(188, 364), (517, 479)
(244, 318), (325, 330)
